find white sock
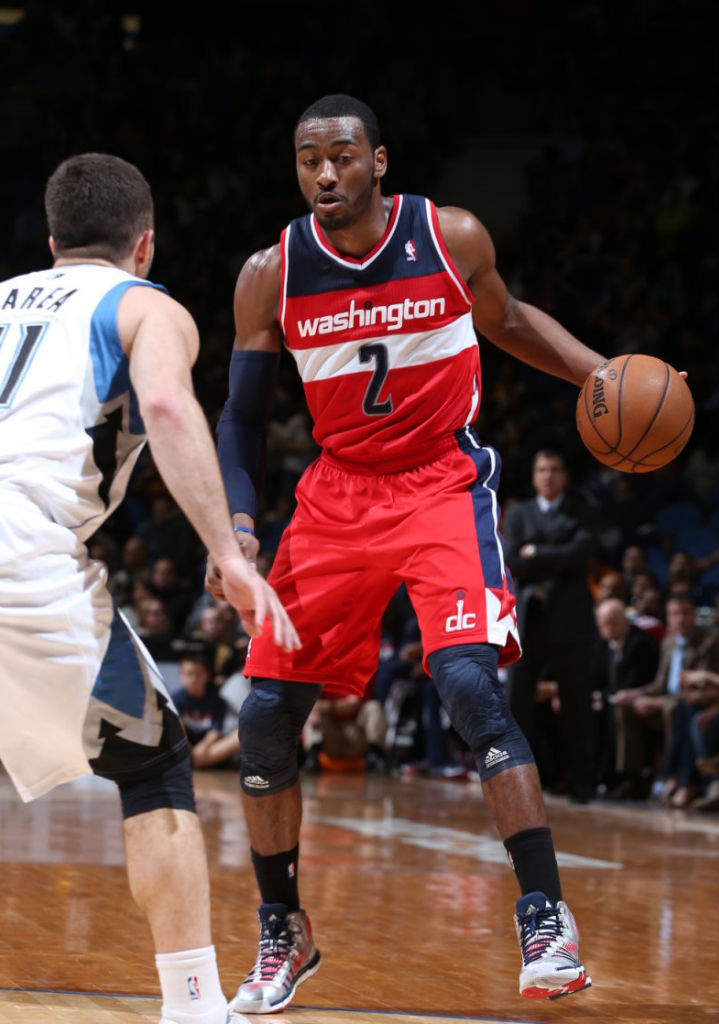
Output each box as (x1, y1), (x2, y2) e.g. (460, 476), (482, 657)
(155, 944), (227, 1024)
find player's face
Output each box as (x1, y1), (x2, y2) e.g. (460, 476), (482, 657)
(295, 116), (386, 231)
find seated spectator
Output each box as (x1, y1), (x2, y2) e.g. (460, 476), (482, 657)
(591, 597), (661, 798)
(136, 594), (175, 661)
(119, 575), (153, 631)
(374, 612), (455, 774)
(148, 556), (196, 635)
(302, 685), (389, 774)
(690, 676), (719, 813)
(628, 568), (661, 610)
(663, 551), (700, 603)
(614, 592), (719, 802)
(170, 653), (241, 770)
(627, 584), (666, 645)
(136, 493), (203, 581)
(621, 544), (650, 594)
(189, 600), (248, 683)
(107, 535), (149, 607)
(595, 569), (629, 604)
(662, 665), (719, 808)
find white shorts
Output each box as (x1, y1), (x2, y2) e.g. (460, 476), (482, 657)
(0, 495), (186, 802)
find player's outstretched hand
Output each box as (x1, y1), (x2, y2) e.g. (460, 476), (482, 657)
(210, 552), (301, 652)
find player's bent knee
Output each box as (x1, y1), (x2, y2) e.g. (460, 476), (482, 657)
(427, 643), (534, 782)
(118, 751), (196, 819)
(238, 678), (321, 796)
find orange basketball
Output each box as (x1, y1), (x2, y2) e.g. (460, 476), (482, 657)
(576, 354), (695, 473)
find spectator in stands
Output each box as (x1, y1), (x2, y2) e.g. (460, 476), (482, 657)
(171, 652), (241, 770)
(302, 687), (389, 775)
(690, 673), (719, 813)
(591, 597), (661, 798)
(136, 595), (175, 661)
(662, 664), (719, 808)
(627, 584), (666, 645)
(148, 556), (196, 635)
(373, 610), (458, 776)
(621, 544), (650, 595)
(503, 449), (600, 803)
(137, 493), (202, 581)
(613, 592), (719, 802)
(108, 535), (149, 607)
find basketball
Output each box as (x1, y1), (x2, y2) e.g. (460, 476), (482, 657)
(576, 354), (695, 473)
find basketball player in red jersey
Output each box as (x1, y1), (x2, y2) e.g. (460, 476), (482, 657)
(209, 94), (607, 1015)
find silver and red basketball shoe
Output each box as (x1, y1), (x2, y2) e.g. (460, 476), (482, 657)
(514, 891), (591, 1000)
(229, 903), (321, 1016)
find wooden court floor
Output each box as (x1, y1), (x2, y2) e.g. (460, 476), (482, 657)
(0, 766), (716, 1024)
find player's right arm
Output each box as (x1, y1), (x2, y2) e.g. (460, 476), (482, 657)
(207, 245), (283, 593)
(117, 283), (300, 651)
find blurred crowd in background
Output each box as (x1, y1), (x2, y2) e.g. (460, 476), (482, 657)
(1, 1), (716, 805)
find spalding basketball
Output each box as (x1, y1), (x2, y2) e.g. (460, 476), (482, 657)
(576, 354), (694, 473)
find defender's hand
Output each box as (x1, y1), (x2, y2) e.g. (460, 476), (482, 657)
(211, 552), (301, 652)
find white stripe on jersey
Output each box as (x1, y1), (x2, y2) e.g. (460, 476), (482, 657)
(479, 443), (506, 577)
(424, 197), (476, 304)
(292, 310), (477, 383)
(309, 195), (405, 271)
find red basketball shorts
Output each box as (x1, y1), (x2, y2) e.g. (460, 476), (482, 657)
(245, 429), (521, 697)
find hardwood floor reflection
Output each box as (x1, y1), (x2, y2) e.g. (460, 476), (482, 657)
(1, 767), (717, 1024)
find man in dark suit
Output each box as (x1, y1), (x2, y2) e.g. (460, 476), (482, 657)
(591, 597), (661, 797)
(503, 449), (600, 803)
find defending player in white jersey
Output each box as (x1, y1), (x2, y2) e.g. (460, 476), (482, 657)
(0, 152), (300, 1024)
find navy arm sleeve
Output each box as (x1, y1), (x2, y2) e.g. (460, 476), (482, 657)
(216, 349), (279, 518)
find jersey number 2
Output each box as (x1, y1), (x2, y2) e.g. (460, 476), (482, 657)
(359, 343), (393, 416)
(0, 322), (47, 408)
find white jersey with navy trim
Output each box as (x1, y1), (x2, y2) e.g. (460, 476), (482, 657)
(0, 263), (184, 803)
(0, 263), (159, 542)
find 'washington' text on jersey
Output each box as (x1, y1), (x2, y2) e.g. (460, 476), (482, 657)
(296, 295), (447, 338)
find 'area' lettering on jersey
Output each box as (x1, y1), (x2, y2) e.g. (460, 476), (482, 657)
(296, 295), (446, 338)
(2, 285), (78, 313)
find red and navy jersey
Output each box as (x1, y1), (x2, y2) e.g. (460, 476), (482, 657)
(279, 194), (480, 472)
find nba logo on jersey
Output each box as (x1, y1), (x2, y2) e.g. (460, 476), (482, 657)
(187, 975), (201, 1000)
(404, 239), (417, 261)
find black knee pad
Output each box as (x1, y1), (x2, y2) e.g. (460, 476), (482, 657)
(117, 750), (196, 819)
(238, 678), (322, 796)
(427, 643), (534, 782)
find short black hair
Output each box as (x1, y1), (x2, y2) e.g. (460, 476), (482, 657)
(532, 448), (568, 471)
(295, 93), (381, 151)
(45, 152), (153, 262)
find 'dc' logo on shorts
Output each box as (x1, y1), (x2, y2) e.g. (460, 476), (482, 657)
(445, 591), (476, 633)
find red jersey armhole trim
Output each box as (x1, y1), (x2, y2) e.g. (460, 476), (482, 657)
(427, 200), (475, 306)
